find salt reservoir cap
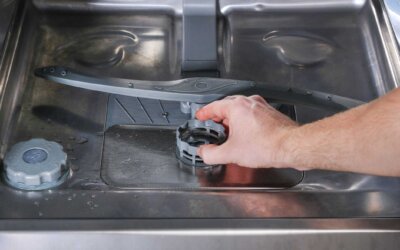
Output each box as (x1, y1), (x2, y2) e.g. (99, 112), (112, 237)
(3, 138), (68, 190)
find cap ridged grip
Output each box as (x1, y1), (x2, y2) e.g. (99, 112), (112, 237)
(3, 138), (68, 190)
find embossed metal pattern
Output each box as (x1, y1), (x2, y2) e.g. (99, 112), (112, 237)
(262, 31), (335, 67)
(54, 29), (139, 68)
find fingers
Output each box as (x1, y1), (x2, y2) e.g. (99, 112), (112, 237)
(196, 95), (269, 121)
(197, 141), (233, 165)
(198, 143), (233, 165)
(249, 95), (268, 105)
(196, 99), (233, 121)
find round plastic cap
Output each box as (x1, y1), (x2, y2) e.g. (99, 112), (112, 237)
(3, 138), (68, 190)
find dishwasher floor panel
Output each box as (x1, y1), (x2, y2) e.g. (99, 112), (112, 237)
(101, 125), (303, 189)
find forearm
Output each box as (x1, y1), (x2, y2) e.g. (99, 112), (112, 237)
(281, 88), (400, 176)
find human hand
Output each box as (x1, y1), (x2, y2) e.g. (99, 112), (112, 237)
(196, 95), (298, 168)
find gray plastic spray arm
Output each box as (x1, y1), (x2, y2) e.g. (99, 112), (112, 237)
(35, 66), (365, 111)
(244, 84), (365, 111)
(34, 66), (254, 104)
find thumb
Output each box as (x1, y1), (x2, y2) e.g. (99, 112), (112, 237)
(197, 143), (231, 165)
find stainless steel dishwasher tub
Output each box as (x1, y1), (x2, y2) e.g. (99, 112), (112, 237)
(0, 0), (400, 249)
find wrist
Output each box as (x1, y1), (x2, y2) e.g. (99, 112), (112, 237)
(272, 125), (302, 169)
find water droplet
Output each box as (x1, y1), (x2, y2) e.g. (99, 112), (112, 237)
(70, 163), (79, 171)
(76, 136), (88, 144)
(34, 201), (40, 206)
(38, 212), (43, 217)
(66, 144), (74, 152)
(254, 3), (264, 11)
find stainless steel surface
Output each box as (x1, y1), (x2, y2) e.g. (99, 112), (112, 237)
(0, 0), (16, 55)
(0, 0), (399, 217)
(0, 219), (399, 250)
(1, 0), (400, 248)
(220, 0), (400, 122)
(384, 0), (400, 44)
(102, 125), (302, 188)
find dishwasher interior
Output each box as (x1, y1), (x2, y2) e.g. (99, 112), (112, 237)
(1, 0), (400, 220)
